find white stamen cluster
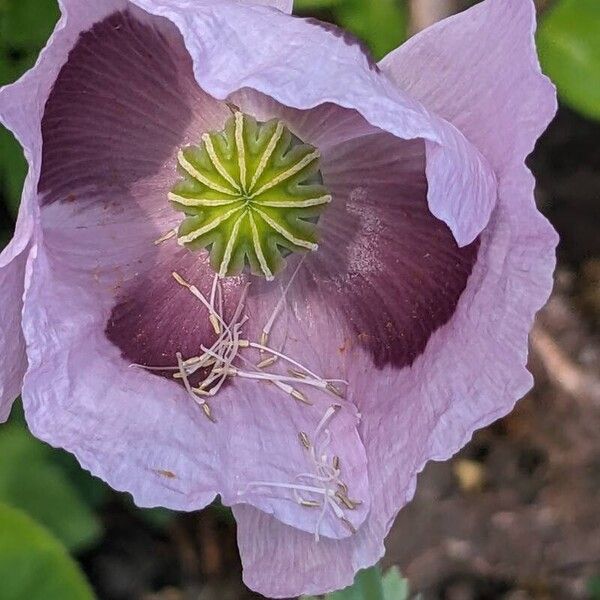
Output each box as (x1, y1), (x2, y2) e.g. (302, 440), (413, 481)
(241, 405), (362, 541)
(132, 264), (346, 421)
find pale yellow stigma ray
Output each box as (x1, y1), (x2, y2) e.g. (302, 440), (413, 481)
(252, 207), (318, 251)
(234, 112), (247, 193)
(201, 133), (241, 192)
(250, 150), (320, 198)
(248, 211), (274, 281)
(168, 192), (241, 208)
(248, 121), (284, 192)
(177, 150), (239, 196)
(177, 204), (244, 245)
(218, 212), (246, 278)
(253, 195), (332, 209)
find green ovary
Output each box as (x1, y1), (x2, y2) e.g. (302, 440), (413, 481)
(169, 112), (331, 280)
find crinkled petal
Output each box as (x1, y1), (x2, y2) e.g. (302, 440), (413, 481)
(131, 0), (497, 246)
(233, 170), (558, 600)
(230, 88), (379, 151)
(23, 232), (370, 538)
(379, 0), (557, 173)
(0, 0), (127, 418)
(0, 250), (29, 421)
(234, 503), (383, 598)
(233, 1), (558, 596)
(239, 0), (292, 12)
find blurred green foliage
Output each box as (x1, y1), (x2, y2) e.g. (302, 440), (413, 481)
(538, 0), (600, 121)
(589, 576), (600, 600)
(0, 503), (95, 600)
(302, 566), (412, 600)
(0, 0), (59, 224)
(295, 0), (407, 59)
(0, 406), (104, 552)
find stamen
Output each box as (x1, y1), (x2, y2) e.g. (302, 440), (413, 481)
(261, 255), (306, 346)
(299, 432), (311, 450)
(335, 491), (358, 510)
(240, 481), (332, 496)
(215, 367), (327, 392)
(256, 356), (278, 369)
(300, 499), (321, 508)
(209, 273), (219, 315)
(172, 272), (223, 335)
(314, 405), (340, 442)
(341, 517), (357, 535)
(239, 405), (361, 542)
(175, 352), (215, 422)
(153, 228), (177, 245)
(213, 365), (314, 405)
(224, 337), (347, 401)
(130, 363), (180, 372)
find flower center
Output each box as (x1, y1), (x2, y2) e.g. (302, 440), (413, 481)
(169, 112), (331, 280)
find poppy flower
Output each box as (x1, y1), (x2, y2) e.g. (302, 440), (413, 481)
(0, 0), (557, 597)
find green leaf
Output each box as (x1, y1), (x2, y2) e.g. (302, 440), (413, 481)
(295, 0), (341, 8)
(50, 450), (109, 511)
(333, 0), (408, 61)
(0, 125), (27, 217)
(0, 503), (95, 600)
(303, 566), (412, 600)
(538, 0), (600, 121)
(382, 566), (410, 600)
(0, 0), (59, 49)
(136, 507), (177, 530)
(0, 424), (103, 552)
(332, 567), (385, 600)
(589, 576), (600, 600)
